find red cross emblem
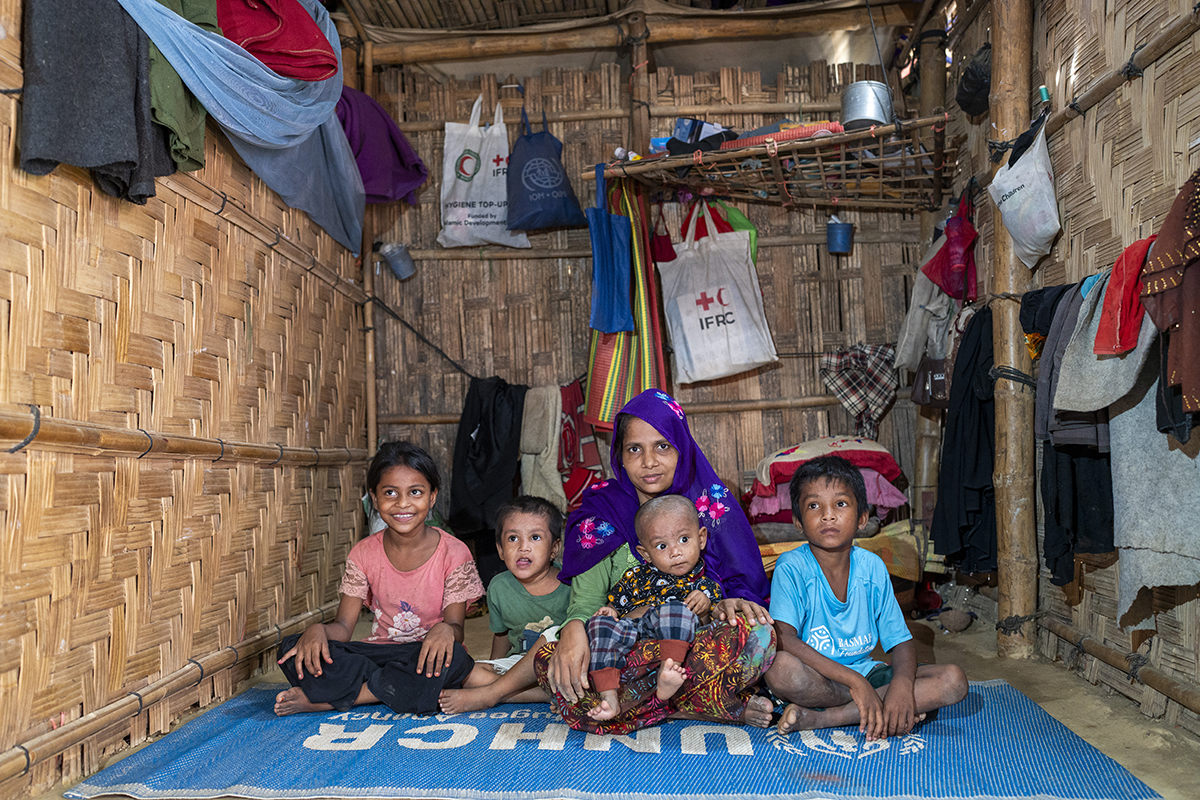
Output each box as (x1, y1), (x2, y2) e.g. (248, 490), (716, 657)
(493, 155), (506, 166)
(695, 292), (716, 311)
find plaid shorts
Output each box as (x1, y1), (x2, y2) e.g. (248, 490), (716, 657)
(586, 599), (698, 673)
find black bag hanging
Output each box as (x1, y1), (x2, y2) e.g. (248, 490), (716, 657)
(506, 108), (587, 231)
(956, 43), (992, 117)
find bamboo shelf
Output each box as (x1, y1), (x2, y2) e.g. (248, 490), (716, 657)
(587, 115), (954, 211)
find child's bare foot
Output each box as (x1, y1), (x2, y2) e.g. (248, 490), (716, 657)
(776, 703), (825, 734)
(655, 658), (687, 703)
(439, 686), (497, 714)
(739, 695), (774, 728)
(587, 690), (620, 721)
(274, 687), (332, 716)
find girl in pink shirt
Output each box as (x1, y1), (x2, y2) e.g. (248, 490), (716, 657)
(274, 442), (484, 716)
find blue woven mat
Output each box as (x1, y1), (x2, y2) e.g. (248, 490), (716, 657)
(66, 680), (1159, 800)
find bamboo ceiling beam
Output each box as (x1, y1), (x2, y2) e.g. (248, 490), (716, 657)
(371, 3), (919, 64)
(377, 389), (913, 426)
(1045, 7), (1200, 137)
(990, 0), (1037, 661)
(0, 409), (367, 465)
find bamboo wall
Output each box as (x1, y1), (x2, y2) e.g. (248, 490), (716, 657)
(0, 2), (367, 792)
(950, 0), (1200, 736)
(372, 61), (922, 515)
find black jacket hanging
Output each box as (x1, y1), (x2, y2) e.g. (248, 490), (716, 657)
(449, 376), (528, 536)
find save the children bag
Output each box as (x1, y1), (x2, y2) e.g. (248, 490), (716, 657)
(437, 95), (530, 248)
(987, 117), (1060, 269)
(506, 108), (586, 230)
(657, 201), (778, 383)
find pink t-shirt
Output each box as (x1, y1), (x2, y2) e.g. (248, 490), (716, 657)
(338, 528), (484, 644)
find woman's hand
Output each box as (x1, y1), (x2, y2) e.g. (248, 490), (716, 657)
(417, 622), (456, 678)
(279, 623), (332, 680)
(547, 619), (591, 703)
(713, 597), (773, 626)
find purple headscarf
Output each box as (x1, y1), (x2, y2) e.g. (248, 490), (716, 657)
(560, 389), (769, 605)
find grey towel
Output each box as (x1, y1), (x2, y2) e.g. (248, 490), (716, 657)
(1048, 272), (1110, 450)
(1055, 302), (1158, 414)
(1109, 348), (1200, 629)
(21, 0), (173, 203)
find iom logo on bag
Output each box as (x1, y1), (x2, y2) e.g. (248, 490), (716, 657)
(695, 288), (735, 330)
(455, 150), (481, 182)
(521, 158), (566, 193)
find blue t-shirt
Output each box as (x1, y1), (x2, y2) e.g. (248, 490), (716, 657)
(769, 544), (912, 677)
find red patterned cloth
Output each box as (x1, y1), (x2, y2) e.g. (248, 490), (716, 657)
(534, 616), (775, 734)
(217, 0), (338, 81)
(559, 378), (604, 512)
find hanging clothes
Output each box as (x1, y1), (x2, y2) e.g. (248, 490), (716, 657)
(1141, 167), (1200, 414)
(336, 85), (429, 204)
(1018, 283), (1073, 360)
(1156, 332), (1198, 445)
(895, 270), (957, 375)
(449, 376), (529, 537)
(216, 0), (338, 81)
(1095, 237), (1156, 355)
(559, 378), (605, 513)
(941, 304), (978, 403)
(117, 0), (364, 252)
(1049, 273), (1111, 451)
(519, 385), (568, 513)
(931, 306), (995, 573)
(148, 0), (220, 173)
(1034, 285), (1085, 441)
(819, 344), (898, 440)
(21, 0), (175, 204)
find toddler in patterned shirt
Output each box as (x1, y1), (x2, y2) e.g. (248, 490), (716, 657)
(585, 494), (723, 721)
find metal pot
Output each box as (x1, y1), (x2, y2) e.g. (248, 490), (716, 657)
(841, 80), (893, 130)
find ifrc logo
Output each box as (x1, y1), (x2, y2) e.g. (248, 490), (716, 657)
(806, 625), (833, 653)
(455, 150), (481, 181)
(695, 288), (734, 330)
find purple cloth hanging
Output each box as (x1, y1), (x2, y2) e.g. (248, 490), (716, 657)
(335, 85), (428, 204)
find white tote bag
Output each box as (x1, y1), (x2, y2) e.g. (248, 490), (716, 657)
(987, 125), (1060, 268)
(657, 202), (778, 383)
(437, 95), (530, 248)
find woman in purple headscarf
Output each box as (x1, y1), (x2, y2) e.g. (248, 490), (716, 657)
(439, 390), (775, 732)
(540, 389), (775, 732)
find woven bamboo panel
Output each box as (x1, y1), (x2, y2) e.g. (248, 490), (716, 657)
(371, 62), (920, 510)
(0, 22), (366, 794)
(1022, 0), (1200, 734)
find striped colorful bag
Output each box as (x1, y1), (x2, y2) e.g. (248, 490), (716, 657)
(584, 179), (668, 429)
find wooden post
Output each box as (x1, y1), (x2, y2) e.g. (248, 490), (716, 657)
(913, 6), (949, 533)
(362, 41), (378, 457)
(990, 0), (1037, 659)
(629, 12), (651, 155)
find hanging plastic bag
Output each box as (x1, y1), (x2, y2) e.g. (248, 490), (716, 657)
(586, 164), (635, 333)
(987, 119), (1060, 268)
(437, 95), (530, 248)
(922, 189), (978, 301)
(956, 43), (992, 117)
(506, 108), (586, 231)
(682, 199), (759, 263)
(657, 202), (778, 383)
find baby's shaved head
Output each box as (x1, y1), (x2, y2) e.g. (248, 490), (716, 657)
(634, 494), (698, 543)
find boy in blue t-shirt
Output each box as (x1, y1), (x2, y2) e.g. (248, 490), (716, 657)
(765, 456), (967, 740)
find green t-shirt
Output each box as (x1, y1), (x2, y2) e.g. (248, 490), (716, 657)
(562, 543), (642, 625)
(487, 570), (573, 656)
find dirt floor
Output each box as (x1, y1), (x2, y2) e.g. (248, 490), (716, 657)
(34, 611), (1200, 800)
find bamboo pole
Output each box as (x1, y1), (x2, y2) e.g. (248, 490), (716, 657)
(402, 227), (921, 262)
(363, 41), (379, 458)
(394, 101), (843, 132)
(378, 390), (913, 425)
(0, 410), (366, 465)
(1044, 7), (1200, 137)
(892, 0), (941, 71)
(1041, 618), (1200, 717)
(629, 13), (651, 155)
(370, 4), (919, 64)
(0, 603), (339, 785)
(990, 0), (1037, 660)
(913, 7), (948, 534)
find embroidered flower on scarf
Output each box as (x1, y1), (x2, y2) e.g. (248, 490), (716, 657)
(596, 521), (615, 538)
(578, 532), (598, 549)
(708, 501), (728, 521)
(695, 495), (711, 513)
(579, 517), (597, 534)
(589, 480), (610, 491)
(709, 483), (728, 501)
(653, 392), (686, 420)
